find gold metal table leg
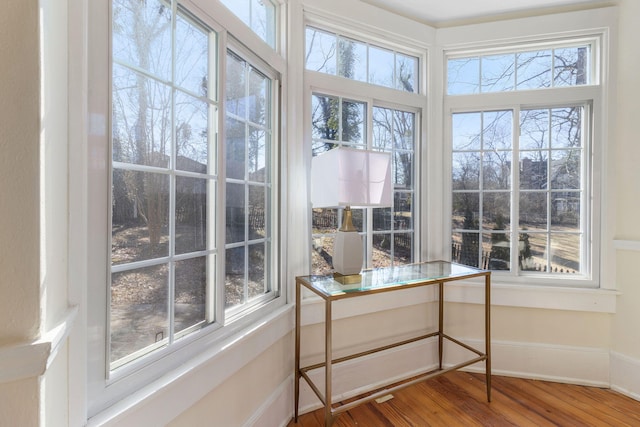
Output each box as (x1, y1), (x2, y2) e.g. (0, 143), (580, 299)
(325, 298), (333, 427)
(438, 281), (444, 370)
(485, 273), (492, 402)
(295, 280), (301, 421)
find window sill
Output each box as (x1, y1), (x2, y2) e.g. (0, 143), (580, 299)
(445, 280), (618, 313)
(299, 279), (617, 327)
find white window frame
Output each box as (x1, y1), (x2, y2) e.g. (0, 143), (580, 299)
(85, 0), (286, 417)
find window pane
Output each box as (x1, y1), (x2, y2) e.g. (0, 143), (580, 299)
(249, 68), (269, 125)
(250, 0), (275, 47)
(112, 65), (172, 166)
(396, 53), (418, 92)
(448, 57), (480, 95)
(174, 257), (207, 334)
(248, 243), (267, 300)
(554, 46), (589, 86)
(481, 54), (515, 92)
(482, 110), (512, 151)
(226, 183), (245, 243)
(311, 94), (339, 149)
(373, 207), (392, 231)
(350, 208), (364, 231)
(112, 0), (171, 80)
(342, 100), (365, 144)
(112, 171), (170, 265)
(516, 50), (552, 90)
(519, 192), (547, 230)
(452, 112), (481, 151)
(226, 53), (247, 118)
(225, 247), (245, 307)
(551, 107), (581, 148)
(175, 14), (210, 97)
(110, 264), (169, 364)
(338, 37), (367, 82)
(368, 46), (394, 88)
(453, 152), (480, 190)
(220, 0), (276, 48)
(373, 234), (392, 268)
(519, 232), (546, 272)
(453, 232), (480, 267)
(248, 127), (267, 182)
(372, 107), (393, 151)
(483, 151), (511, 190)
(175, 177), (207, 254)
(226, 117), (246, 180)
(393, 233), (413, 265)
(483, 192), (511, 230)
(551, 191), (581, 230)
(394, 110), (415, 151)
(452, 193), (479, 230)
(551, 149), (581, 189)
(312, 208), (338, 232)
(520, 152), (548, 190)
(394, 151), (414, 188)
(485, 232), (510, 271)
(305, 27), (336, 74)
(395, 192), (413, 230)
(520, 109), (549, 150)
(550, 233), (581, 273)
(312, 235), (334, 275)
(248, 185), (266, 240)
(175, 91), (210, 173)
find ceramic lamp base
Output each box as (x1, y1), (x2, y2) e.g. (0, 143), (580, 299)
(333, 230), (363, 276)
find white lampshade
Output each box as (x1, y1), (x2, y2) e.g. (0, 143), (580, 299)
(311, 147), (392, 209)
(310, 148), (393, 278)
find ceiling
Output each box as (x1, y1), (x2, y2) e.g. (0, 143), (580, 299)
(359, 0), (613, 26)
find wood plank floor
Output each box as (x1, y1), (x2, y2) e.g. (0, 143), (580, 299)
(289, 372), (640, 426)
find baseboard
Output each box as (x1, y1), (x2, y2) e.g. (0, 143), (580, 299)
(295, 337), (611, 415)
(610, 351), (640, 401)
(461, 339), (609, 387)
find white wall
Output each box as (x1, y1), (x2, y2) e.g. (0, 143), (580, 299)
(0, 0), (40, 344)
(0, 0), (42, 425)
(610, 0), (640, 399)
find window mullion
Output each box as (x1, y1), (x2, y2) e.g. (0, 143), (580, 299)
(168, 1), (178, 346)
(512, 107), (521, 276)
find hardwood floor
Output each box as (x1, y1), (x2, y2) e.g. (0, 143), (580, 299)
(289, 372), (640, 426)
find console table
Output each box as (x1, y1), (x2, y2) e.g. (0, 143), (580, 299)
(294, 261), (491, 426)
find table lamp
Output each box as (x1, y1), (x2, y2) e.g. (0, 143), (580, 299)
(311, 147), (392, 280)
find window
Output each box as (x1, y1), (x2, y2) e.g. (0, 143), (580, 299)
(305, 26), (419, 93)
(220, 0), (277, 48)
(310, 94), (417, 274)
(447, 39), (598, 281)
(225, 50), (276, 317)
(91, 0), (281, 412)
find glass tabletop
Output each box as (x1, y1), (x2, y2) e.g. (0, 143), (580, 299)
(297, 261), (487, 297)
